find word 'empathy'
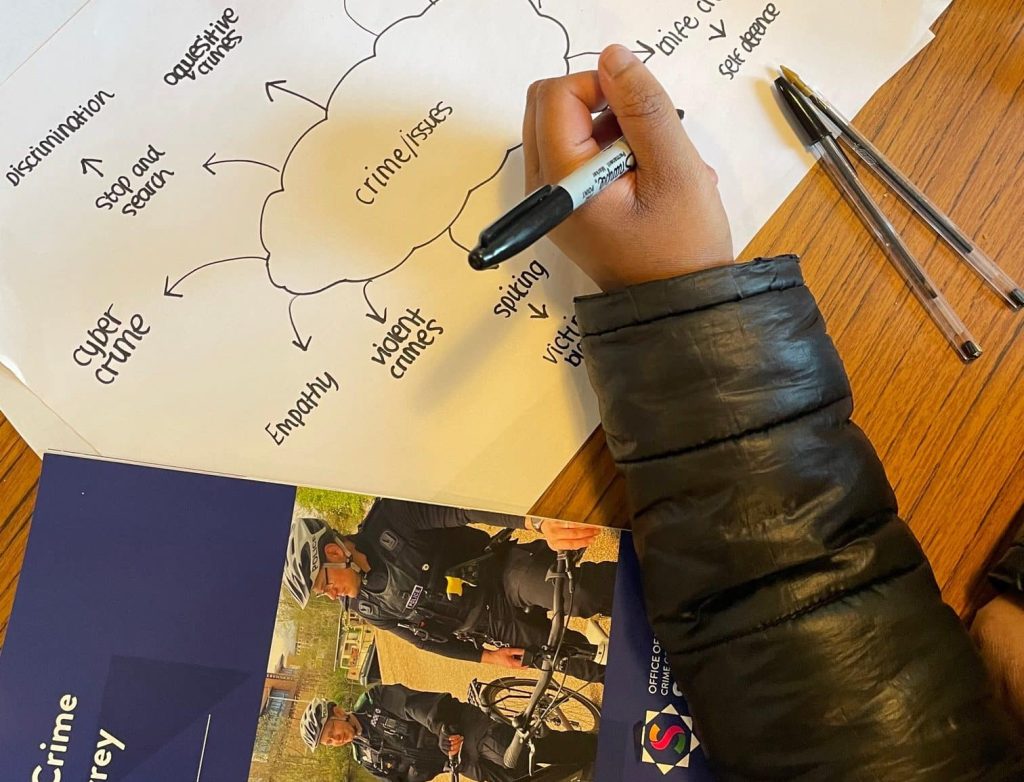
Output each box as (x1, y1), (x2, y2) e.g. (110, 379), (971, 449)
(266, 372), (340, 445)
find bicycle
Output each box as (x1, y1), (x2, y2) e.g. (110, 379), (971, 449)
(467, 550), (601, 781)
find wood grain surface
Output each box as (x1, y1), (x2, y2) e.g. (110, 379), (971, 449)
(1, 1), (1021, 647)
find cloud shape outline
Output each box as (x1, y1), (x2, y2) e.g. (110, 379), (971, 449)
(259, 0), (571, 296)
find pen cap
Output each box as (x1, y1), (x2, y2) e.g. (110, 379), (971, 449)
(774, 76), (830, 147)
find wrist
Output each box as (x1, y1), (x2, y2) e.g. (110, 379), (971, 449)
(600, 256), (736, 292)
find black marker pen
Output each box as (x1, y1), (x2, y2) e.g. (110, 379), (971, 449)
(468, 110), (684, 270)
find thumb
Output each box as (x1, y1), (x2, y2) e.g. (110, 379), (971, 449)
(598, 44), (699, 183)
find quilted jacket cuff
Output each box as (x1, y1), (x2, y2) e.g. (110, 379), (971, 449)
(575, 255), (801, 332)
(574, 255), (850, 466)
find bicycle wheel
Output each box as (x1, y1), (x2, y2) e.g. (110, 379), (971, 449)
(477, 677), (601, 734)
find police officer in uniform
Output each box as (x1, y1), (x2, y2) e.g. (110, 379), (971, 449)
(284, 500), (613, 681)
(299, 684), (597, 782)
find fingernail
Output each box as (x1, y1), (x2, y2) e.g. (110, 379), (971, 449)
(602, 44), (639, 77)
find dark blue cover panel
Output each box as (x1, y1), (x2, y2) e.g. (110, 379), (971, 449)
(597, 539), (712, 780)
(0, 454), (295, 782)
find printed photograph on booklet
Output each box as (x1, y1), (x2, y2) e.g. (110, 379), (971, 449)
(0, 455), (711, 781)
(252, 487), (617, 782)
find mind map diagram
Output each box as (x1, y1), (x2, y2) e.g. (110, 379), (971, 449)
(160, 0), (655, 350)
(2, 0), (932, 510)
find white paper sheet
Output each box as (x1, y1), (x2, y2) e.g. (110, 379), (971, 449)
(0, 0), (90, 87)
(0, 0), (949, 513)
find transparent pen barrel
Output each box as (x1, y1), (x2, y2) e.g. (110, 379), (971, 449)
(893, 185), (1024, 307)
(957, 246), (1024, 308)
(839, 122), (1024, 308)
(816, 138), (981, 361)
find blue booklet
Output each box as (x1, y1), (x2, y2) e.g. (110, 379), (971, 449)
(0, 454), (711, 782)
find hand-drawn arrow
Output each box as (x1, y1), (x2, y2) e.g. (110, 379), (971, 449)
(634, 40), (656, 63)
(203, 153), (280, 176)
(528, 303), (549, 319)
(289, 297), (312, 351)
(265, 80), (327, 113)
(164, 255), (267, 298)
(568, 42), (656, 64)
(708, 20), (727, 41)
(363, 281), (388, 324)
(81, 158), (104, 177)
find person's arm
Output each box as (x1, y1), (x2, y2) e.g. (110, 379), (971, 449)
(375, 683), (460, 734)
(377, 615), (524, 667)
(376, 497), (522, 531)
(379, 618), (485, 663)
(526, 45), (1024, 779)
(381, 498), (599, 551)
(581, 256), (1024, 778)
(363, 686), (458, 778)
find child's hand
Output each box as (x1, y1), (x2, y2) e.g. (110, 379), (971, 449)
(523, 44), (734, 291)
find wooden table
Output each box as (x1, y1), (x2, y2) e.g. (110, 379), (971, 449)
(2, 0), (1022, 645)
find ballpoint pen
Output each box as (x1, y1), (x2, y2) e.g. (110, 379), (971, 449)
(781, 65), (1024, 310)
(774, 75), (981, 361)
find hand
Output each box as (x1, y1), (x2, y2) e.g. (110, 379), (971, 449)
(439, 731), (464, 758)
(536, 519), (600, 552)
(523, 44), (733, 291)
(481, 647), (526, 668)
(972, 594), (1024, 728)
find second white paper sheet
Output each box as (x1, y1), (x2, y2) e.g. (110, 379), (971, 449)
(0, 0), (940, 513)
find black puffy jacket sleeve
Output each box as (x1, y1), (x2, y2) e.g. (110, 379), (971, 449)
(575, 256), (1024, 780)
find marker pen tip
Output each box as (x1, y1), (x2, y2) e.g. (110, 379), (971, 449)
(468, 247), (490, 271)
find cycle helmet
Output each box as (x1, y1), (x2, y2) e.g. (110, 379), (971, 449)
(284, 517), (334, 608)
(285, 517), (365, 608)
(300, 697), (332, 751)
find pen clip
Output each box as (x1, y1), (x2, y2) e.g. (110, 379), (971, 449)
(479, 185), (553, 245)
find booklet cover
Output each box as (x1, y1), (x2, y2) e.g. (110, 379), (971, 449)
(0, 454), (711, 781)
